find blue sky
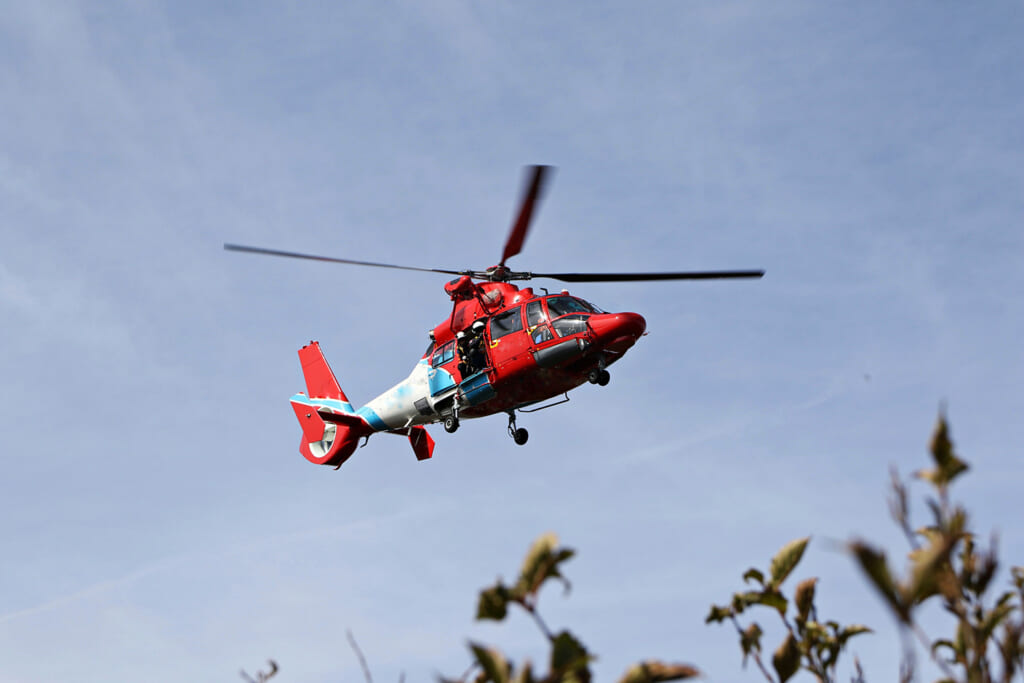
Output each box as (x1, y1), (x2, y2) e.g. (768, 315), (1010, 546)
(2, 2), (1023, 681)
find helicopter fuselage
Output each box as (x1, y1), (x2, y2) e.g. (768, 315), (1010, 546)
(289, 279), (646, 466)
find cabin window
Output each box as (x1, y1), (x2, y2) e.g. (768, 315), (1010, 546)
(526, 300), (547, 327)
(431, 340), (455, 367)
(547, 296), (592, 317)
(489, 306), (523, 340)
(531, 324), (553, 344)
(552, 314), (589, 338)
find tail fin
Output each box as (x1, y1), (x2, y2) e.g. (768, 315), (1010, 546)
(299, 341), (352, 408)
(291, 341), (371, 467)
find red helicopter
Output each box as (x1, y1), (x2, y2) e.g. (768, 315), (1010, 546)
(226, 166), (762, 468)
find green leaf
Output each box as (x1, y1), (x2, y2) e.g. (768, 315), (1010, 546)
(757, 589), (788, 617)
(477, 583), (512, 621)
(849, 540), (909, 622)
(731, 591), (755, 614)
(743, 568), (765, 586)
(905, 532), (958, 605)
(1011, 566), (1024, 592)
(794, 578), (817, 622)
(469, 642), (510, 683)
(769, 537), (810, 588)
(515, 533), (575, 599)
(971, 548), (998, 596)
(740, 623), (762, 666)
(705, 604), (733, 624)
(550, 630), (590, 674)
(617, 661), (700, 683)
(803, 620), (827, 641)
(921, 413), (969, 488)
(772, 633), (801, 683)
(838, 624), (873, 646)
(979, 603), (1016, 643)
(730, 590), (787, 617)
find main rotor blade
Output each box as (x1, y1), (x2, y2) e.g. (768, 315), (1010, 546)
(529, 269), (765, 283)
(224, 243), (465, 277)
(500, 165), (553, 267)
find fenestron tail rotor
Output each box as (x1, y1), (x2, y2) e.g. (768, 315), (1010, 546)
(224, 165), (764, 284)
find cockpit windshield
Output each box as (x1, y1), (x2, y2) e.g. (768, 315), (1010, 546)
(547, 295), (598, 317)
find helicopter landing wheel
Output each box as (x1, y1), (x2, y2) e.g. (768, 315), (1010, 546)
(443, 414), (460, 433)
(506, 411), (529, 446)
(589, 368), (611, 386)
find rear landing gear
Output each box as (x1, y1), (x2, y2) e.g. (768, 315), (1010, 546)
(507, 412), (529, 446)
(443, 406), (460, 433)
(588, 368), (610, 386)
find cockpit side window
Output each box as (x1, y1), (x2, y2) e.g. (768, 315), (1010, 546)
(489, 306), (523, 340)
(431, 341), (455, 367)
(423, 341), (436, 358)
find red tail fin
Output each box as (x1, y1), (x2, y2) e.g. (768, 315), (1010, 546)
(298, 341), (351, 403)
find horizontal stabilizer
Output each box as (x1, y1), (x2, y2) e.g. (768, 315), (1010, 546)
(385, 425), (435, 461)
(318, 408), (370, 428)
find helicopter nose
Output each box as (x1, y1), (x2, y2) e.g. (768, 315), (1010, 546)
(588, 312), (646, 351)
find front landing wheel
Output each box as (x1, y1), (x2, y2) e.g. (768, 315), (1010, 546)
(444, 415), (460, 433)
(513, 428), (529, 445)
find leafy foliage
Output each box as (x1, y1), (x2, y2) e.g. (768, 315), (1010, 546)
(250, 411), (1022, 682)
(707, 411), (1024, 682)
(848, 413), (1024, 682)
(448, 533), (699, 683)
(706, 534), (870, 682)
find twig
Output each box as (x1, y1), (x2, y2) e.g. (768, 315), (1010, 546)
(888, 468), (920, 551)
(347, 629), (374, 683)
(524, 602), (554, 641)
(240, 660), (278, 683)
(728, 615), (775, 683)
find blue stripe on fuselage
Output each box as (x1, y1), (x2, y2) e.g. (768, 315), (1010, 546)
(355, 406), (387, 431)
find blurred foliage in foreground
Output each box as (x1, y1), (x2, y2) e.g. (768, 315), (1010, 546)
(245, 413), (1024, 682)
(447, 531), (699, 683)
(706, 413), (1024, 682)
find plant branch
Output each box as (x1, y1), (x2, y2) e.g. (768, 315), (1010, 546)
(347, 629), (374, 683)
(729, 614), (774, 683)
(523, 601), (554, 641)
